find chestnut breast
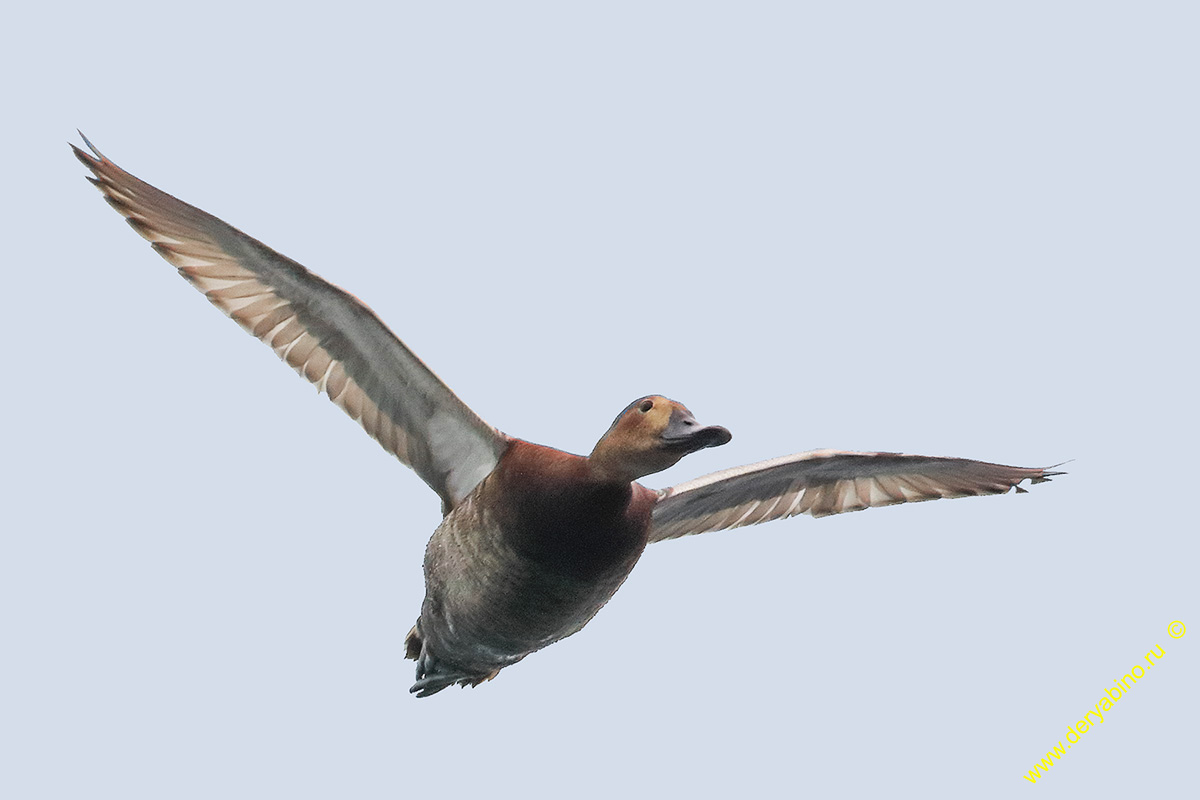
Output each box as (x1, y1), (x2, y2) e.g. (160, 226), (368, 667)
(483, 440), (658, 582)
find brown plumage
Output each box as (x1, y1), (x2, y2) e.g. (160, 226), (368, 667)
(73, 135), (1063, 696)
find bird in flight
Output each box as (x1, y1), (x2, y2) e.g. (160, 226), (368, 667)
(73, 134), (1062, 697)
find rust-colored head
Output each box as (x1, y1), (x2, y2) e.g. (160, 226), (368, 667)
(588, 395), (732, 481)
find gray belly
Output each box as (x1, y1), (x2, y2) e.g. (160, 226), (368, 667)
(417, 495), (641, 674)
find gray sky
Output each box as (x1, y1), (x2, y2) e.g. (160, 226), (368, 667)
(4, 2), (1196, 797)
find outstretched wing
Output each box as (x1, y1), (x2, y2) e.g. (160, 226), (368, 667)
(73, 134), (508, 511)
(649, 449), (1062, 542)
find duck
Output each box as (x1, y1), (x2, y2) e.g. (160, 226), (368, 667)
(73, 134), (1063, 697)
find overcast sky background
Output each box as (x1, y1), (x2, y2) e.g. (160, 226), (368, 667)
(3, 2), (1196, 797)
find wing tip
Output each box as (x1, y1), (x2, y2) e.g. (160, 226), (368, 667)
(75, 130), (105, 161)
(1029, 461), (1070, 485)
(71, 142), (97, 170)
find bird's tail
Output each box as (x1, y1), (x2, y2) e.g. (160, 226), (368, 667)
(404, 621), (499, 698)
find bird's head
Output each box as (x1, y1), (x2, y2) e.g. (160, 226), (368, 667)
(589, 395), (731, 481)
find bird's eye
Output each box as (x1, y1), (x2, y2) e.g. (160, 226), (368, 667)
(638, 399), (654, 413)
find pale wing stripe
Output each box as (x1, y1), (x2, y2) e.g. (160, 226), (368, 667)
(649, 450), (1061, 542)
(165, 233), (423, 472)
(74, 139), (508, 510)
